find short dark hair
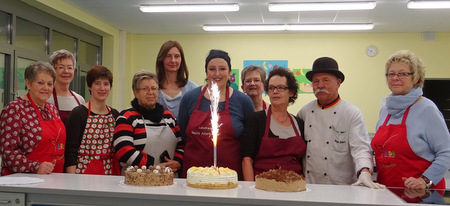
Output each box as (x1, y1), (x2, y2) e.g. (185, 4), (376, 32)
(205, 49), (231, 72)
(265, 67), (299, 104)
(86, 65), (113, 88)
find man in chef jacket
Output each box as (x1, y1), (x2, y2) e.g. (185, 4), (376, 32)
(297, 57), (384, 189)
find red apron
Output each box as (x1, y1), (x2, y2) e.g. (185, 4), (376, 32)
(182, 86), (242, 179)
(52, 88), (81, 123)
(371, 107), (445, 189)
(2, 93), (66, 175)
(76, 101), (118, 175)
(253, 106), (306, 176)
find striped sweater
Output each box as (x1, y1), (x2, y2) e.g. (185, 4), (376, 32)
(113, 107), (183, 168)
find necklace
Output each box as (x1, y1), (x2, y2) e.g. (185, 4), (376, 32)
(273, 113), (289, 123)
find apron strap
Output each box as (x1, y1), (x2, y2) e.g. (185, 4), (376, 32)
(264, 105), (300, 137)
(263, 106), (272, 137)
(197, 85), (230, 111)
(401, 107), (411, 124)
(382, 106), (412, 126)
(53, 88), (82, 110)
(88, 101), (112, 116)
(224, 86), (230, 111)
(195, 86), (208, 110)
(27, 93), (58, 121)
(289, 114), (300, 137)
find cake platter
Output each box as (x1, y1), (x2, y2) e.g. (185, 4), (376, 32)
(118, 180), (177, 188)
(183, 183), (242, 190)
(249, 185), (311, 193)
(0, 177), (44, 185)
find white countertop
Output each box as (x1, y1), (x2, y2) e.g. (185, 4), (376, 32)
(0, 173), (411, 206)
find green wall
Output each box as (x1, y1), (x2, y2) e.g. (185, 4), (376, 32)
(25, 0), (450, 132)
(126, 33), (450, 132)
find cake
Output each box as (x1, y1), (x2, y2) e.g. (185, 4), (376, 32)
(255, 168), (306, 192)
(186, 166), (238, 189)
(124, 165), (174, 186)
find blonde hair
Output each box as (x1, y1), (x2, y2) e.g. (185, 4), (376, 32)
(385, 50), (425, 88)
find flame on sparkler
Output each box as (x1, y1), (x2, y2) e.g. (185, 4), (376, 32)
(209, 82), (220, 147)
(209, 82), (221, 168)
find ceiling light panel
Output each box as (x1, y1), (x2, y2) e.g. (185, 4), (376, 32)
(287, 23), (374, 31)
(203, 23), (374, 31)
(203, 24), (287, 31)
(269, 1), (376, 12)
(407, 1), (450, 9)
(140, 4), (239, 13)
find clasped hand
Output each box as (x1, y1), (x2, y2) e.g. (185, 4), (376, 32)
(158, 156), (181, 172)
(403, 177), (427, 189)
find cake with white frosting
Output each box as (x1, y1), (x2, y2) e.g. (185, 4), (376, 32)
(186, 166), (238, 189)
(255, 168), (306, 192)
(124, 165), (173, 186)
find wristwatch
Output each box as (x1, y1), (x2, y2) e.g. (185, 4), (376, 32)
(357, 167), (371, 178)
(421, 176), (432, 188)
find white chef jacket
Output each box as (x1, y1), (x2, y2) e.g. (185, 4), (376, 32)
(297, 98), (373, 185)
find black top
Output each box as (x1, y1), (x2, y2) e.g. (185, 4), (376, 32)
(241, 110), (305, 159)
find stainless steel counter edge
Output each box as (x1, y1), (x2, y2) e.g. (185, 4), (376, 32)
(0, 173), (409, 206)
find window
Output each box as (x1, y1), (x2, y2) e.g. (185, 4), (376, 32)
(0, 11), (11, 44)
(16, 17), (48, 53)
(423, 79), (450, 131)
(0, 53), (5, 109)
(78, 41), (100, 99)
(1, 0), (102, 105)
(50, 31), (76, 54)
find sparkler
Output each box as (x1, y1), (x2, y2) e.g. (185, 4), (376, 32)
(209, 82), (220, 167)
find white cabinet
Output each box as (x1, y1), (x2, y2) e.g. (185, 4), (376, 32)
(0, 192), (25, 206)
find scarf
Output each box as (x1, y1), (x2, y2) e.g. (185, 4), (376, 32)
(131, 98), (164, 123)
(385, 87), (423, 118)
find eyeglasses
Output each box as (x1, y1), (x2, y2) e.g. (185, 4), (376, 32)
(138, 86), (159, 93)
(385, 72), (413, 79)
(55, 66), (74, 71)
(244, 79), (262, 85)
(268, 85), (288, 92)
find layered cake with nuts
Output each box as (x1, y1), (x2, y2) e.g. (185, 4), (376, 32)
(124, 165), (173, 186)
(186, 166), (238, 189)
(255, 168), (306, 192)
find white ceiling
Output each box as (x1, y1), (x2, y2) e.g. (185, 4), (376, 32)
(62, 0), (450, 34)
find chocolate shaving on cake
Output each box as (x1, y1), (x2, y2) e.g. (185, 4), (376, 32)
(256, 168), (304, 183)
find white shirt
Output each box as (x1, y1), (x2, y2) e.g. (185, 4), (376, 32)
(47, 91), (85, 111)
(297, 98), (373, 185)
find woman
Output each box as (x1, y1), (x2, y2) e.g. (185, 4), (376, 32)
(113, 71), (183, 173)
(65, 65), (120, 175)
(372, 50), (450, 190)
(0, 61), (65, 175)
(48, 49), (86, 123)
(241, 68), (306, 181)
(241, 65), (267, 111)
(156, 40), (197, 119)
(178, 49), (254, 179)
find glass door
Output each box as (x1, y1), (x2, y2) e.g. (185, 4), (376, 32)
(12, 49), (48, 102)
(0, 53), (5, 109)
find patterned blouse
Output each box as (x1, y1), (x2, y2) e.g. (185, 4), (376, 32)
(0, 97), (59, 173)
